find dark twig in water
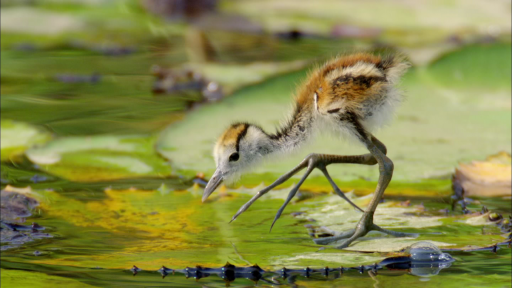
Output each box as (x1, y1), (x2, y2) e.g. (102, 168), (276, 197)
(128, 245), (469, 283)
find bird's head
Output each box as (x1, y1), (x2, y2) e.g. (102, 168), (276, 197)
(202, 123), (271, 202)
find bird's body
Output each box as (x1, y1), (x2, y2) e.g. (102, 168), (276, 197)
(204, 52), (412, 248)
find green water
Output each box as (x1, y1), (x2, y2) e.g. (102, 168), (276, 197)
(1, 188), (511, 287)
(1, 2), (511, 287)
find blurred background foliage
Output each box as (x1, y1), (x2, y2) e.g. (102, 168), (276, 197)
(1, 0), (510, 186)
(0, 1), (511, 287)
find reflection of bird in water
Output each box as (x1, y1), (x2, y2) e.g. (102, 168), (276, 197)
(202, 53), (411, 248)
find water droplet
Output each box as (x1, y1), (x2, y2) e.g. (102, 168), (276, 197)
(406, 241), (454, 263)
(405, 241), (455, 277)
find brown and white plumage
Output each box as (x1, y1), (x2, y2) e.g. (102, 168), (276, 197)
(206, 53), (408, 188)
(299, 53), (409, 136)
(203, 53), (411, 249)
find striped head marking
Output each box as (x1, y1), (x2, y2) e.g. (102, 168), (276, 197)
(214, 123), (249, 162)
(203, 123), (271, 201)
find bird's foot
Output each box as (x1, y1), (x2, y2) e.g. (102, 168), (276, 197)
(313, 212), (418, 249)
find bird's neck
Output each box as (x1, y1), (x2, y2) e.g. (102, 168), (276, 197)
(263, 106), (315, 155)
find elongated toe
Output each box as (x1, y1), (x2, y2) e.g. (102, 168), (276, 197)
(313, 228), (356, 245)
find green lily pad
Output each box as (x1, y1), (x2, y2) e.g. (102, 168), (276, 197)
(5, 186), (506, 272)
(271, 251), (385, 268)
(156, 43), (511, 189)
(224, 0), (511, 40)
(185, 60), (308, 94)
(293, 194), (505, 252)
(0, 269), (96, 288)
(25, 135), (172, 182)
(0, 7), (85, 36)
(1, 120), (52, 162)
(427, 43), (512, 89)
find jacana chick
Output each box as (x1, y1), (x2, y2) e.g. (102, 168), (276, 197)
(203, 53), (411, 249)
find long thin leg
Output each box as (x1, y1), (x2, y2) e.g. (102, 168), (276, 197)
(319, 165), (363, 212)
(270, 164), (315, 231)
(363, 138), (393, 214)
(370, 135), (388, 155)
(271, 153), (392, 231)
(229, 122), (413, 247)
(231, 152), (379, 223)
(313, 136), (416, 246)
(229, 158), (310, 223)
(314, 229), (356, 245)
(333, 132), (399, 249)
(313, 223), (415, 245)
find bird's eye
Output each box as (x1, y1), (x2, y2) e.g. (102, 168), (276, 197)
(229, 152), (240, 162)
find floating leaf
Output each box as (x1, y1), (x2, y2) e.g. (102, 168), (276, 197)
(465, 213), (494, 226)
(271, 251), (385, 268)
(296, 194), (506, 252)
(0, 120), (52, 162)
(0, 7), (85, 35)
(184, 60), (308, 94)
(454, 151), (511, 197)
(156, 44), (511, 191)
(25, 135), (172, 182)
(427, 44), (512, 89)
(0, 269), (96, 288)
(0, 183), (507, 281)
(225, 0), (511, 39)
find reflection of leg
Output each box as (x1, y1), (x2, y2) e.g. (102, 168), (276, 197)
(368, 269), (380, 288)
(230, 242), (251, 265)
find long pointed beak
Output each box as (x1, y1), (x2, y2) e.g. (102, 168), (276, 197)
(202, 169), (224, 202)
